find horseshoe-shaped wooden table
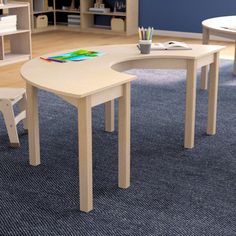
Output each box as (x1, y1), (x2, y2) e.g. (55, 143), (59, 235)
(21, 44), (224, 212)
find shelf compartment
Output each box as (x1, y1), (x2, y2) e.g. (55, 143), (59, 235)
(8, 32), (31, 56)
(83, 11), (126, 17)
(0, 3), (32, 67)
(9, 5), (31, 30)
(0, 53), (31, 66)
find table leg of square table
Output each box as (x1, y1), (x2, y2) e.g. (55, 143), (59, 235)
(201, 66), (209, 90)
(78, 96), (93, 212)
(201, 27), (210, 90)
(207, 53), (219, 135)
(185, 60), (197, 149)
(26, 83), (40, 166)
(105, 100), (115, 132)
(118, 83), (131, 188)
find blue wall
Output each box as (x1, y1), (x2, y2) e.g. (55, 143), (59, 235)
(139, 0), (236, 33)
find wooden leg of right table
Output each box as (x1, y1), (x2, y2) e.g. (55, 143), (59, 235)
(234, 41), (236, 75)
(118, 83), (131, 189)
(201, 27), (210, 90)
(26, 83), (40, 166)
(105, 100), (115, 132)
(185, 60), (197, 149)
(78, 96), (93, 212)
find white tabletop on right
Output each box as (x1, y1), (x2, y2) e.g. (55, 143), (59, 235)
(201, 16), (236, 90)
(202, 16), (236, 38)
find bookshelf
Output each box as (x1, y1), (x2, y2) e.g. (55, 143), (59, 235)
(80, 0), (138, 35)
(0, 2), (32, 66)
(14, 0), (138, 35)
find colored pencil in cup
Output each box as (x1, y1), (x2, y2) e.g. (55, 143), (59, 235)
(147, 27), (151, 40)
(138, 27), (154, 40)
(138, 27), (142, 40)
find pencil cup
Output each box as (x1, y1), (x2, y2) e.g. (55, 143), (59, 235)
(137, 40), (152, 54)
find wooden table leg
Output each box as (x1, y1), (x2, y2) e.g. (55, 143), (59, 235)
(26, 83), (40, 166)
(201, 27), (210, 90)
(118, 83), (131, 188)
(184, 60), (197, 149)
(78, 96), (93, 212)
(105, 100), (115, 132)
(207, 53), (220, 135)
(234, 41), (236, 75)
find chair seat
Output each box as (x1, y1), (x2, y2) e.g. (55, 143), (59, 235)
(0, 88), (26, 101)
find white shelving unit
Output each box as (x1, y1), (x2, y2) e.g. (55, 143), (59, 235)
(0, 2), (32, 66)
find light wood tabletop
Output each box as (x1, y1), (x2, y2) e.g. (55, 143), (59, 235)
(21, 44), (223, 98)
(21, 44), (224, 212)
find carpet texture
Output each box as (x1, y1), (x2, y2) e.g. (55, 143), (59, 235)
(0, 60), (236, 236)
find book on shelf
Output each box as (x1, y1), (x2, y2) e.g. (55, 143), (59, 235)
(67, 14), (80, 27)
(151, 41), (191, 50)
(68, 18), (80, 23)
(0, 14), (17, 33)
(67, 14), (80, 19)
(88, 7), (111, 13)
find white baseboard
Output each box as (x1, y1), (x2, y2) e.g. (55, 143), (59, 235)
(154, 29), (234, 42)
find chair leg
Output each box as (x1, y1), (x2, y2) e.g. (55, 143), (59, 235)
(1, 100), (20, 147)
(18, 92), (28, 130)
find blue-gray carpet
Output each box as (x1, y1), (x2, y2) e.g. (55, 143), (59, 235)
(0, 60), (236, 236)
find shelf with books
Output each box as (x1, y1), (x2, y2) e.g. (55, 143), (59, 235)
(13, 0), (138, 35)
(80, 0), (138, 35)
(56, 11), (81, 28)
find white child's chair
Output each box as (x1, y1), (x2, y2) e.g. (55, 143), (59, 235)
(0, 88), (27, 147)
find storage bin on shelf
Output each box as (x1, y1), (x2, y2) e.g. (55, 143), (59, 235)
(34, 15), (48, 28)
